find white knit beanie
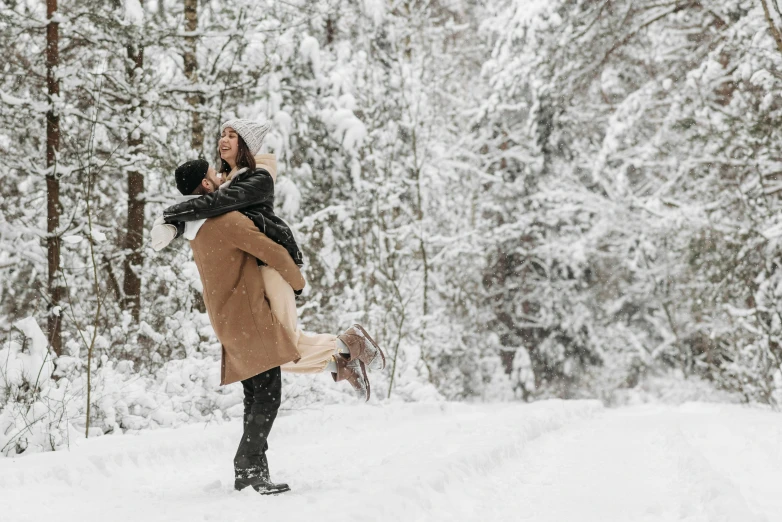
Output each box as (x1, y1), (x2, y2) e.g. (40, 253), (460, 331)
(220, 118), (272, 155)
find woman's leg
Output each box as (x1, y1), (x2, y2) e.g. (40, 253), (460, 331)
(262, 266), (340, 373)
(261, 266), (298, 337)
(260, 266), (374, 399)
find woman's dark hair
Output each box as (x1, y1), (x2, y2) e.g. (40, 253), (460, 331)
(219, 134), (256, 175)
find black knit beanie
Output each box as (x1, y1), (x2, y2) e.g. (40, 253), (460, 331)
(175, 159), (209, 195)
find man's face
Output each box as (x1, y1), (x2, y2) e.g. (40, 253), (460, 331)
(202, 166), (223, 193)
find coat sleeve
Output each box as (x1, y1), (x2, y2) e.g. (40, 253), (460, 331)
(162, 170), (274, 224)
(219, 213), (306, 292)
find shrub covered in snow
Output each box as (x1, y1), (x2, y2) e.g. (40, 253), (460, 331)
(0, 316), (443, 457)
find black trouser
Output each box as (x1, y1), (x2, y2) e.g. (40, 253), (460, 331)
(234, 366), (282, 478)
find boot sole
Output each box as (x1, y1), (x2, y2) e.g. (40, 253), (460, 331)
(359, 360), (370, 402)
(254, 484), (291, 495)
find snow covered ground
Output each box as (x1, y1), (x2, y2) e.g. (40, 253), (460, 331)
(1, 400), (780, 522)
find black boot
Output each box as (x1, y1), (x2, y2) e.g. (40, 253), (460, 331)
(248, 477), (291, 495)
(235, 473), (291, 495)
(235, 455), (290, 495)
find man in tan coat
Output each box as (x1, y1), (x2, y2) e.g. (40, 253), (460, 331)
(191, 210), (303, 495)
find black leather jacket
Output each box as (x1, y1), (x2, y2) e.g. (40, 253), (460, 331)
(163, 167), (303, 266)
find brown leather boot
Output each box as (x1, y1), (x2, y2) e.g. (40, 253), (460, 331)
(331, 354), (370, 401)
(338, 324), (386, 370)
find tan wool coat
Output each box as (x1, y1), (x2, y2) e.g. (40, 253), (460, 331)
(189, 211), (306, 385)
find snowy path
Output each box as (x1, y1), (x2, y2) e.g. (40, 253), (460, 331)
(1, 401), (780, 522)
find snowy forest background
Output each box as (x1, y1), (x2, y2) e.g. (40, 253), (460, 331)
(3, 0), (782, 456)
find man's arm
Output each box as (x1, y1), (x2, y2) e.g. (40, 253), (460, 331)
(217, 212), (305, 291)
(162, 169), (274, 224)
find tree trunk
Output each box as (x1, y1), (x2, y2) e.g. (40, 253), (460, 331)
(761, 0), (782, 57)
(123, 41), (144, 322)
(183, 0), (206, 317)
(46, 0), (62, 356)
(184, 0), (204, 153)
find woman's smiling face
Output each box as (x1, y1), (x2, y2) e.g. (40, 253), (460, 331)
(219, 127), (239, 167)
